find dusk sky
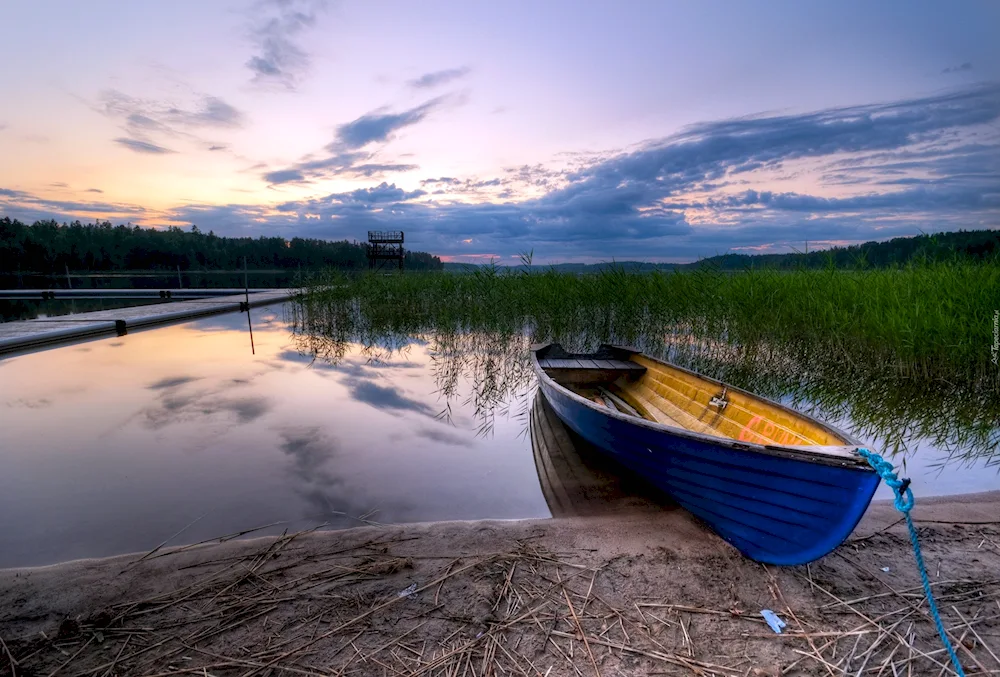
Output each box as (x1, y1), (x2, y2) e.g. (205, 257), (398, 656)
(1, 0), (998, 263)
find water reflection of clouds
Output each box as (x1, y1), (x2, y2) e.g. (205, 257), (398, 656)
(414, 425), (469, 446)
(344, 378), (436, 416)
(187, 305), (289, 333)
(278, 426), (392, 524)
(3, 397), (52, 409)
(277, 349), (372, 376)
(140, 376), (272, 429)
(366, 360), (422, 370)
(277, 348), (437, 417)
(148, 375), (202, 390)
(280, 426), (339, 488)
(0, 304), (554, 565)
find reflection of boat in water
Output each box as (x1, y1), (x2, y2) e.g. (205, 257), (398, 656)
(532, 343), (880, 566)
(530, 391), (675, 517)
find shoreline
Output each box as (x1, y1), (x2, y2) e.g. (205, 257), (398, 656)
(2, 491), (998, 675)
(4, 490), (1000, 575)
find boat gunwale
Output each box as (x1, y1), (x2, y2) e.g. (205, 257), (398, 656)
(531, 342), (873, 472)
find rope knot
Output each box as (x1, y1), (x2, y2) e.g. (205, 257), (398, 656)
(892, 484), (915, 513)
(857, 448), (914, 513)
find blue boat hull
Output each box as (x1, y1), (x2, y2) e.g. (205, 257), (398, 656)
(538, 378), (880, 565)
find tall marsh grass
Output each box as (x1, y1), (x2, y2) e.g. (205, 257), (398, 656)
(302, 261), (999, 388)
(293, 261), (999, 463)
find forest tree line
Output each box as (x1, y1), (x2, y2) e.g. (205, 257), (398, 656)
(694, 229), (1000, 269)
(0, 218), (443, 272)
(3, 217), (996, 275)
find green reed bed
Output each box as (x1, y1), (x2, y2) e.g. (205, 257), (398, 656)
(295, 262), (999, 463)
(303, 261), (999, 387)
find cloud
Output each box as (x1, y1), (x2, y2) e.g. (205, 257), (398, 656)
(439, 177), (505, 192)
(334, 96), (448, 150)
(263, 168), (306, 184)
(167, 203), (276, 233)
(167, 97), (244, 128)
(274, 181), (426, 212)
(262, 96), (450, 184)
(555, 83), (1000, 205)
(0, 187), (149, 224)
(942, 62), (973, 75)
(85, 188), (104, 193)
(100, 90), (245, 132)
(238, 85), (1000, 259)
(503, 164), (563, 189)
(246, 0), (328, 89)
(408, 67), (470, 89)
(11, 84), (1000, 263)
(114, 137), (175, 154)
(98, 89), (245, 157)
(349, 162), (420, 176)
(705, 184), (1000, 213)
(334, 182), (426, 204)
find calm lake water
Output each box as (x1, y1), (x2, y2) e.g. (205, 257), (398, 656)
(0, 301), (997, 568)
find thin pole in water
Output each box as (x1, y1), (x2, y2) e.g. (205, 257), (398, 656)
(177, 264), (183, 289)
(65, 264), (72, 289)
(244, 256), (255, 355)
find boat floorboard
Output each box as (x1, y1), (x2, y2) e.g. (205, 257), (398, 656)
(625, 382), (723, 437)
(617, 388), (685, 429)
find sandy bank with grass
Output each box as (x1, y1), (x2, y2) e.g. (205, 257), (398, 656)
(2, 492), (999, 676)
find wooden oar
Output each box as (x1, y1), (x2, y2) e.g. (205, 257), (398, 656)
(599, 387), (643, 419)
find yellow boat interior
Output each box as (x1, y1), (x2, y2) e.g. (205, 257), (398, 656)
(536, 349), (854, 450)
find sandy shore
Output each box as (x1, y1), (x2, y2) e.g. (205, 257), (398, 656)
(2, 492), (998, 676)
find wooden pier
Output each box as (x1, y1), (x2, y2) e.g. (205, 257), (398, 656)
(0, 289), (295, 357)
(0, 288), (268, 300)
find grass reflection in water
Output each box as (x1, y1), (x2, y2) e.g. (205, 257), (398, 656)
(289, 262), (999, 470)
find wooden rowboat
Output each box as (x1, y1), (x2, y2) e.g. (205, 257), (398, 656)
(532, 343), (880, 565)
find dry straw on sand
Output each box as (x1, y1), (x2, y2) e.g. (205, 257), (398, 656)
(2, 503), (999, 677)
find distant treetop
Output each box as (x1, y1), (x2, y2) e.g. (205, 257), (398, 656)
(691, 230), (1000, 270)
(0, 218), (443, 272)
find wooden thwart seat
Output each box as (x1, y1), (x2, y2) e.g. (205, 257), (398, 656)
(538, 358), (644, 371)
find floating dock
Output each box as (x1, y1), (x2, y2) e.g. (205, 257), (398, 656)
(0, 288), (275, 300)
(0, 289), (296, 357)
